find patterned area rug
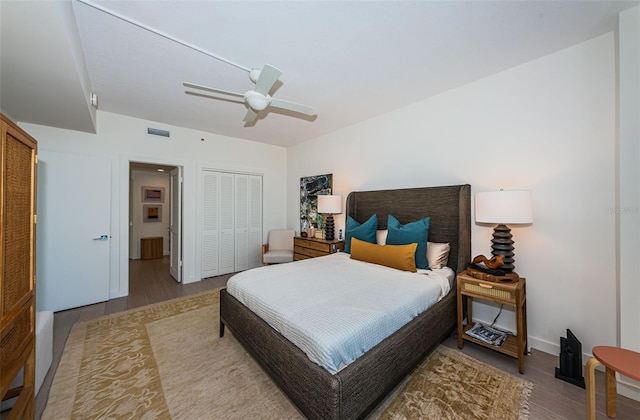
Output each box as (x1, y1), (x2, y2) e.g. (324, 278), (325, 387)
(43, 290), (532, 419)
(378, 345), (532, 419)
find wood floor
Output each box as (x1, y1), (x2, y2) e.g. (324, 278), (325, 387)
(30, 257), (640, 419)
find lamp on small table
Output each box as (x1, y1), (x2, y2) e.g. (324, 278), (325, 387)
(318, 195), (342, 241)
(475, 190), (533, 273)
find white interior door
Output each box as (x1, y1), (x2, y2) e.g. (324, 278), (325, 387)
(169, 167), (182, 282)
(36, 150), (111, 312)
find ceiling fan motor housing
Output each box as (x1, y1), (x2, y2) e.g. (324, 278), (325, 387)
(244, 91), (270, 111)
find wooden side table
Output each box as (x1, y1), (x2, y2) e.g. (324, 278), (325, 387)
(293, 236), (344, 260)
(141, 236), (163, 260)
(457, 272), (527, 373)
(585, 346), (640, 420)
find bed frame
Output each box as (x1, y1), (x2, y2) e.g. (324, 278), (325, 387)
(219, 184), (471, 419)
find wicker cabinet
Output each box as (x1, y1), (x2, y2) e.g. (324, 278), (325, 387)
(0, 113), (38, 417)
(293, 237), (344, 261)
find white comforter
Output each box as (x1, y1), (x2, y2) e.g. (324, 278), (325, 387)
(227, 253), (452, 374)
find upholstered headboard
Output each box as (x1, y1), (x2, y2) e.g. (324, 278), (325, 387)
(345, 184), (471, 273)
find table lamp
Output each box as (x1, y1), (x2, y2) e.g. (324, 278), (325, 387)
(475, 190), (533, 273)
(318, 195), (342, 241)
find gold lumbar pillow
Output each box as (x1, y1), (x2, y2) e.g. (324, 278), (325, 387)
(350, 237), (418, 272)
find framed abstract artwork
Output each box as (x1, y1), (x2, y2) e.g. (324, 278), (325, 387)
(142, 186), (165, 203)
(300, 174), (332, 233)
(143, 204), (162, 223)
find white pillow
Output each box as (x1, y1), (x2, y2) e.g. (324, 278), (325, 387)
(376, 229), (388, 246)
(427, 241), (450, 269)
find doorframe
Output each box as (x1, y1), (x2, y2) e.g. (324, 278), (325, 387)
(114, 155), (193, 299)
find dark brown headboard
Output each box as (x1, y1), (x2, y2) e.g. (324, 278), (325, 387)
(345, 184), (471, 273)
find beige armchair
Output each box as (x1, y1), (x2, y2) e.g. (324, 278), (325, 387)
(262, 229), (295, 265)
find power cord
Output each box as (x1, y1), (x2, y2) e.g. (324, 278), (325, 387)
(489, 304), (503, 327)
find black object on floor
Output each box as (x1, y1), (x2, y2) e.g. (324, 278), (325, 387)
(555, 329), (586, 388)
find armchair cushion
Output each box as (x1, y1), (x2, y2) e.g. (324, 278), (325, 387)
(263, 229), (295, 264)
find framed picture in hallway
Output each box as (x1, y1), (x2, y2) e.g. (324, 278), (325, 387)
(142, 186), (165, 203)
(143, 204), (162, 223)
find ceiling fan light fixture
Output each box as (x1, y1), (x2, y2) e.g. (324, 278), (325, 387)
(245, 91), (269, 112)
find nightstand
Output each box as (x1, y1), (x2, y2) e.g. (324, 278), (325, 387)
(457, 272), (527, 373)
(293, 236), (344, 261)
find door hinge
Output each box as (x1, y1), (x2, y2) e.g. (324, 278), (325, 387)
(34, 154), (38, 164)
(34, 214), (37, 224)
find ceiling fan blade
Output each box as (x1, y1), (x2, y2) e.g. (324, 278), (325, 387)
(243, 108), (258, 123)
(253, 64), (282, 96)
(270, 98), (316, 116)
(183, 82), (244, 98)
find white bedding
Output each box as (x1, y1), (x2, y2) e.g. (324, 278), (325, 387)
(226, 253), (453, 374)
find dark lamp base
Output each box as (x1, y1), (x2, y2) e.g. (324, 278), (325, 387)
(491, 224), (515, 273)
(325, 215), (335, 241)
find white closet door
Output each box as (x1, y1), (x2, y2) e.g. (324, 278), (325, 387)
(234, 174), (249, 272)
(202, 170), (219, 278)
(219, 172), (235, 275)
(249, 175), (263, 269)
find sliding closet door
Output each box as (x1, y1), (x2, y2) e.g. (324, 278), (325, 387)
(218, 172), (235, 275)
(249, 175), (263, 269)
(201, 170), (219, 278)
(201, 169), (262, 278)
(234, 174), (249, 272)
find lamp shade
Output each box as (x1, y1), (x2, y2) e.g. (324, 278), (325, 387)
(475, 190), (533, 224)
(318, 195), (342, 214)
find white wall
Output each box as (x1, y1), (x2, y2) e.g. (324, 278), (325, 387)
(20, 111), (287, 297)
(617, 6), (640, 399)
(288, 34), (617, 360)
(130, 170), (171, 259)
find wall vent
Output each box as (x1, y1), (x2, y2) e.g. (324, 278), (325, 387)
(147, 127), (171, 138)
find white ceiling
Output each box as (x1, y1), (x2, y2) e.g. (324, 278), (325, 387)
(1, 1), (638, 147)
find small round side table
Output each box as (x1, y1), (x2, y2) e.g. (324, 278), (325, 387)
(585, 345), (640, 420)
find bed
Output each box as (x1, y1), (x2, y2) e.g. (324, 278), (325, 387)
(219, 184), (471, 419)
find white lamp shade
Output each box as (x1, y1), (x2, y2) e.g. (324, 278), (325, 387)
(475, 190), (533, 224)
(318, 195), (342, 214)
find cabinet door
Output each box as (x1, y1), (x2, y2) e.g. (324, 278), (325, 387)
(201, 170), (219, 278)
(248, 175), (263, 269)
(1, 116), (37, 418)
(1, 124), (37, 315)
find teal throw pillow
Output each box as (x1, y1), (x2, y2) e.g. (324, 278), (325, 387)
(345, 214), (378, 253)
(386, 214), (430, 270)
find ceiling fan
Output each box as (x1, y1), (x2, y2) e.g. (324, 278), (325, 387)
(75, 0), (316, 124)
(183, 64), (316, 123)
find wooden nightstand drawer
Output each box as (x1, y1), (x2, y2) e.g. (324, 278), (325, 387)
(294, 245), (329, 259)
(295, 238), (331, 252)
(462, 282), (516, 303)
(293, 237), (344, 261)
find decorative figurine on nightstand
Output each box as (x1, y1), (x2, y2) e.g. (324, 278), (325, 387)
(466, 254), (519, 282)
(472, 254), (504, 269)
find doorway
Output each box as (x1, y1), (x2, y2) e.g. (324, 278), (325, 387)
(129, 162), (182, 283)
